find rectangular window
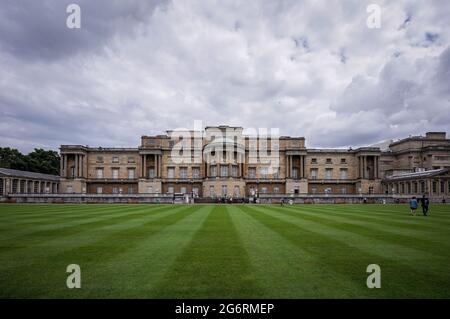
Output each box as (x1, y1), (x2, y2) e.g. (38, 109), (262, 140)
(128, 186), (134, 194)
(193, 187), (199, 196)
(167, 167), (175, 178)
(432, 181), (437, 194)
(147, 186), (153, 193)
(180, 186), (187, 194)
(112, 187), (119, 194)
(66, 185), (73, 193)
(292, 168), (298, 179)
(234, 185), (240, 197)
(440, 181), (445, 193)
(192, 167), (200, 178)
(341, 187), (347, 194)
(260, 167), (268, 178)
(232, 166), (238, 177)
(273, 186), (280, 194)
(340, 168), (348, 179)
(311, 187), (317, 194)
(167, 186), (174, 194)
(149, 168), (155, 178)
(96, 168), (104, 178)
(248, 167), (256, 178)
(128, 168), (135, 179)
(221, 165), (228, 177)
(209, 185), (215, 197)
(128, 156), (135, 163)
(272, 167), (279, 179)
(325, 168), (333, 179)
(310, 168), (318, 180)
(112, 168), (119, 179)
(210, 165), (217, 177)
(96, 156), (103, 163)
(96, 187), (102, 194)
(222, 185), (227, 196)
(341, 158), (347, 164)
(180, 167), (188, 178)
(311, 158), (317, 164)
(112, 156), (119, 163)
(261, 187), (268, 194)
(326, 158), (332, 164)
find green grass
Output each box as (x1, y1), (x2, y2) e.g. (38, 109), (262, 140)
(1, 203), (450, 298)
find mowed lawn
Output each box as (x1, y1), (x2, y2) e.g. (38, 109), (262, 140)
(1, 204), (450, 298)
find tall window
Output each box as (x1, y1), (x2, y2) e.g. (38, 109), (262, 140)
(340, 168), (348, 179)
(210, 165), (217, 177)
(112, 187), (119, 194)
(325, 168), (333, 179)
(192, 167), (200, 178)
(128, 186), (134, 194)
(96, 168), (104, 178)
(341, 187), (347, 194)
(112, 168), (119, 179)
(234, 186), (240, 197)
(310, 168), (318, 179)
(232, 166), (238, 177)
(292, 168), (298, 179)
(167, 186), (174, 193)
(128, 168), (135, 179)
(209, 185), (215, 197)
(272, 167), (279, 179)
(221, 165), (228, 177)
(149, 168), (155, 178)
(167, 167), (175, 178)
(248, 167), (256, 178)
(96, 187), (102, 194)
(222, 185), (227, 196)
(180, 167), (188, 178)
(260, 167), (268, 178)
(193, 187), (199, 196)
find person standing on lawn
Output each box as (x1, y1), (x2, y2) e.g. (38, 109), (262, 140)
(421, 195), (430, 216)
(410, 196), (418, 216)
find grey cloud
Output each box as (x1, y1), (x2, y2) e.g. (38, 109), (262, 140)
(0, 0), (449, 153)
(0, 0), (167, 61)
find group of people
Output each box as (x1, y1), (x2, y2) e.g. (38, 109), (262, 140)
(409, 195), (430, 216)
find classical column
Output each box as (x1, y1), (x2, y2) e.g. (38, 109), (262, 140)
(358, 155), (363, 179)
(300, 155), (304, 178)
(63, 155), (67, 178)
(60, 155), (63, 176)
(74, 155), (78, 178)
(144, 155), (147, 178)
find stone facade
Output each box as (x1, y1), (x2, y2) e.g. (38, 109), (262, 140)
(58, 127), (450, 198)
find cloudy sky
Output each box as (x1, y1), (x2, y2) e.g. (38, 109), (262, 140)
(0, 0), (449, 153)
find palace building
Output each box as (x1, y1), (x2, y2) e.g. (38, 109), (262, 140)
(58, 127), (450, 199)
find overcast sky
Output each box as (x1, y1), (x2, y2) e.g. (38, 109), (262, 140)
(0, 0), (449, 153)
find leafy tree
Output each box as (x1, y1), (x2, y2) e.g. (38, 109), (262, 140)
(0, 147), (60, 175)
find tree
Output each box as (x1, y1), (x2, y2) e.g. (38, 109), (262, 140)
(0, 147), (60, 175)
